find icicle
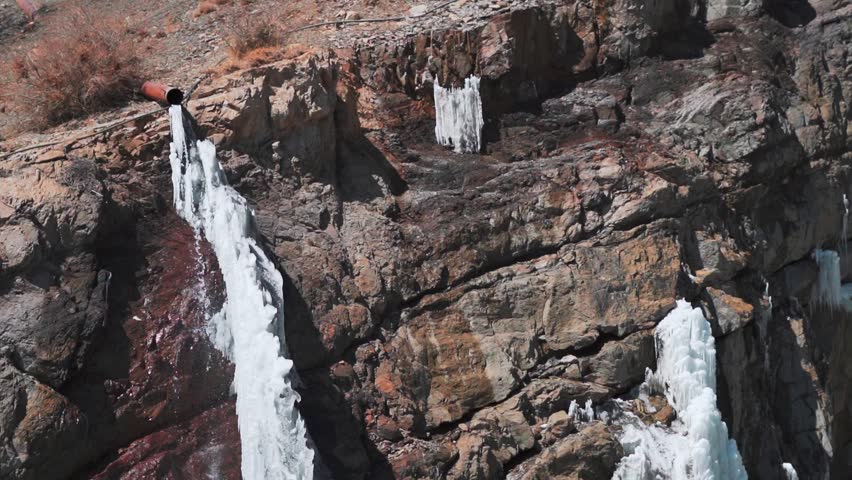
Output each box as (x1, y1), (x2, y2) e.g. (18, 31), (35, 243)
(433, 75), (484, 153)
(811, 249), (842, 308)
(763, 278), (772, 312)
(611, 300), (747, 480)
(682, 263), (698, 283)
(169, 106), (314, 480)
(782, 463), (799, 480)
(843, 194), (849, 254)
(568, 399), (596, 423)
(568, 400), (578, 420)
(581, 399), (595, 422)
(761, 279), (773, 357)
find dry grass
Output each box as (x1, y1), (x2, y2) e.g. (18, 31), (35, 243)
(5, 2), (143, 128)
(214, 16), (285, 73)
(226, 16), (283, 58)
(193, 2), (218, 17)
(193, 0), (231, 18)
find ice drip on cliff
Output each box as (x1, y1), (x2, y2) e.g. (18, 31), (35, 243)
(434, 75), (484, 153)
(168, 105), (314, 480)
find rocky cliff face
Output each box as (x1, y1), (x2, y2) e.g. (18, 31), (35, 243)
(0, 0), (850, 478)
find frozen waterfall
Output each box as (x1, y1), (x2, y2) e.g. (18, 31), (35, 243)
(434, 75), (484, 153)
(612, 300), (747, 480)
(168, 105), (314, 480)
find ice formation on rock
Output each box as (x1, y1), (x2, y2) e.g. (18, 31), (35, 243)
(612, 300), (747, 480)
(611, 413), (683, 480)
(843, 194), (849, 253)
(840, 283), (852, 312)
(811, 249), (842, 308)
(169, 106), (314, 480)
(434, 75), (484, 153)
(782, 463), (799, 480)
(568, 399), (595, 423)
(757, 278), (773, 372)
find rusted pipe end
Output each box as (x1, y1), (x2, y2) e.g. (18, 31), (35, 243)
(166, 88), (184, 105)
(141, 81), (184, 106)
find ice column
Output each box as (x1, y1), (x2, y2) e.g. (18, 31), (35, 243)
(434, 75), (484, 153)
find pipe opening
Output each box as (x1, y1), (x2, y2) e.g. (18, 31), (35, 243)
(166, 88), (184, 105)
(141, 82), (184, 106)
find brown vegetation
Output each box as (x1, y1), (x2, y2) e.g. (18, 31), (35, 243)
(226, 16), (282, 58)
(193, 0), (232, 18)
(216, 16), (285, 73)
(5, 2), (142, 128)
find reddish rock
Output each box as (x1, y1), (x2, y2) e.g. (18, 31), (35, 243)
(90, 402), (240, 480)
(376, 415), (402, 441)
(0, 1), (850, 479)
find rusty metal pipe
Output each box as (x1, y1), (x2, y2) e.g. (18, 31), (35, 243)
(141, 82), (184, 106)
(16, 0), (39, 20)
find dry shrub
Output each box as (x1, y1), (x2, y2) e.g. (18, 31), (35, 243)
(193, 2), (218, 17)
(227, 16), (282, 58)
(214, 16), (284, 73)
(193, 0), (231, 18)
(8, 2), (142, 128)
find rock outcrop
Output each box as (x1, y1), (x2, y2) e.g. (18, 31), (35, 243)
(0, 0), (850, 478)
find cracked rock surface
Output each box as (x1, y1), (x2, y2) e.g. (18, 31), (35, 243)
(0, 0), (850, 478)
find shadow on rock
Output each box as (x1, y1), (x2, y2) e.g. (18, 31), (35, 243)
(768, 303), (832, 478)
(337, 135), (408, 203)
(767, 0), (817, 27)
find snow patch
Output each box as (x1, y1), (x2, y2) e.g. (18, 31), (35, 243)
(434, 75), (484, 153)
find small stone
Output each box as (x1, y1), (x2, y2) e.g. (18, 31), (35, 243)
(547, 410), (576, 439)
(653, 405), (676, 426)
(409, 5), (427, 17)
(0, 202), (14, 221)
(35, 149), (65, 163)
(376, 416), (402, 441)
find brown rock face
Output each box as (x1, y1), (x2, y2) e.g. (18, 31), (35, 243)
(0, 0), (850, 479)
(0, 153), (237, 479)
(507, 422), (622, 480)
